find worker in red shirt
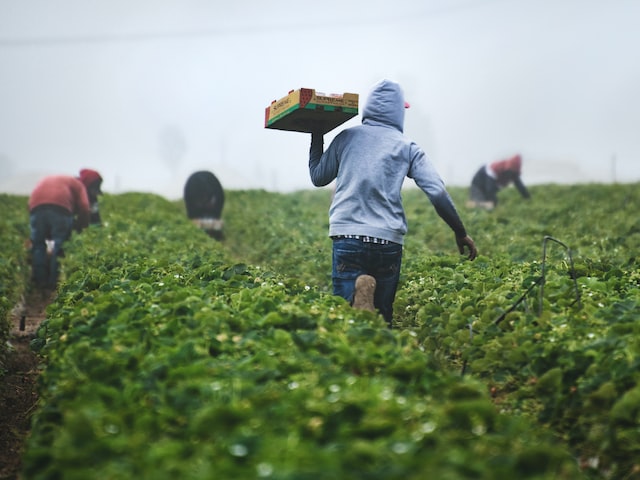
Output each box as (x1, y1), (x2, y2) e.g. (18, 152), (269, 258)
(467, 154), (531, 210)
(28, 172), (96, 290)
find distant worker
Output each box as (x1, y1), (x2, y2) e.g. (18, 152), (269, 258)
(78, 168), (104, 225)
(183, 171), (225, 240)
(28, 171), (99, 290)
(468, 154), (530, 210)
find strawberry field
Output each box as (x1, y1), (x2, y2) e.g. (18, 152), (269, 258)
(1, 183), (639, 479)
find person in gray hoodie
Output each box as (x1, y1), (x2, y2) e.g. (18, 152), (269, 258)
(309, 79), (477, 327)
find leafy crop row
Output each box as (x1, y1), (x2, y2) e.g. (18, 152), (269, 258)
(397, 185), (640, 478)
(21, 192), (581, 479)
(0, 194), (31, 372)
(2, 183), (638, 478)
(222, 183), (640, 478)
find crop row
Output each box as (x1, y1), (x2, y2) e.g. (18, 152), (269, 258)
(2, 183), (638, 478)
(221, 183), (640, 478)
(0, 194), (31, 369)
(22, 192), (580, 479)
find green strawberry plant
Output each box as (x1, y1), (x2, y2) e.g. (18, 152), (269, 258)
(0, 194), (31, 372)
(0, 182), (638, 479)
(21, 192), (581, 479)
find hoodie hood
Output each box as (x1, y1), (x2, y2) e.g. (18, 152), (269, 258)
(361, 79), (407, 132)
(490, 155), (522, 176)
(78, 169), (103, 193)
(505, 154), (522, 172)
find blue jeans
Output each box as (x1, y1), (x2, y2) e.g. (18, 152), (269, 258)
(332, 237), (403, 327)
(30, 206), (74, 288)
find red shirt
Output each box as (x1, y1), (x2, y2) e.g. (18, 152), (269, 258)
(488, 155), (522, 187)
(29, 175), (91, 228)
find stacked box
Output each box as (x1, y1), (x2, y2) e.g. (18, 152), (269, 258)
(265, 88), (359, 134)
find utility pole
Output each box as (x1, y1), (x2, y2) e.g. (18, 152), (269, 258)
(611, 154), (617, 184)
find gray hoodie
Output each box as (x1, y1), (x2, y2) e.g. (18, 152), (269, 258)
(309, 79), (466, 244)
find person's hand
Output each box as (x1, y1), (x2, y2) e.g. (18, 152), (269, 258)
(456, 235), (477, 261)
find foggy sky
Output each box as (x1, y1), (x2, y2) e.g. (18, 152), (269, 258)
(1, 0), (639, 199)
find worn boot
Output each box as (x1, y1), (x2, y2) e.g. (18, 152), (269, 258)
(353, 275), (376, 312)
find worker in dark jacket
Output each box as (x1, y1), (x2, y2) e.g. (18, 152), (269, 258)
(183, 171), (225, 240)
(468, 154), (530, 209)
(28, 174), (92, 289)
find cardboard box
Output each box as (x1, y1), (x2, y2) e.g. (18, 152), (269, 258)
(265, 88), (359, 134)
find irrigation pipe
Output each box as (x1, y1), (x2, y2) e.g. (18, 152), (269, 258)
(461, 235), (581, 376)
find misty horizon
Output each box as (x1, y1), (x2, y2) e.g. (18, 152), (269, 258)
(1, 0), (639, 198)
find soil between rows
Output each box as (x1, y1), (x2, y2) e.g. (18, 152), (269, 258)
(1, 289), (53, 480)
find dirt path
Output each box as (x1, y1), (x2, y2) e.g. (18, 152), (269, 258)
(0, 289), (54, 480)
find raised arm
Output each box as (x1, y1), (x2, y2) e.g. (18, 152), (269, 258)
(308, 131), (339, 187)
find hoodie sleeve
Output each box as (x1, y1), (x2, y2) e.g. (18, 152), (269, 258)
(408, 146), (467, 237)
(430, 190), (467, 238)
(309, 132), (339, 187)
